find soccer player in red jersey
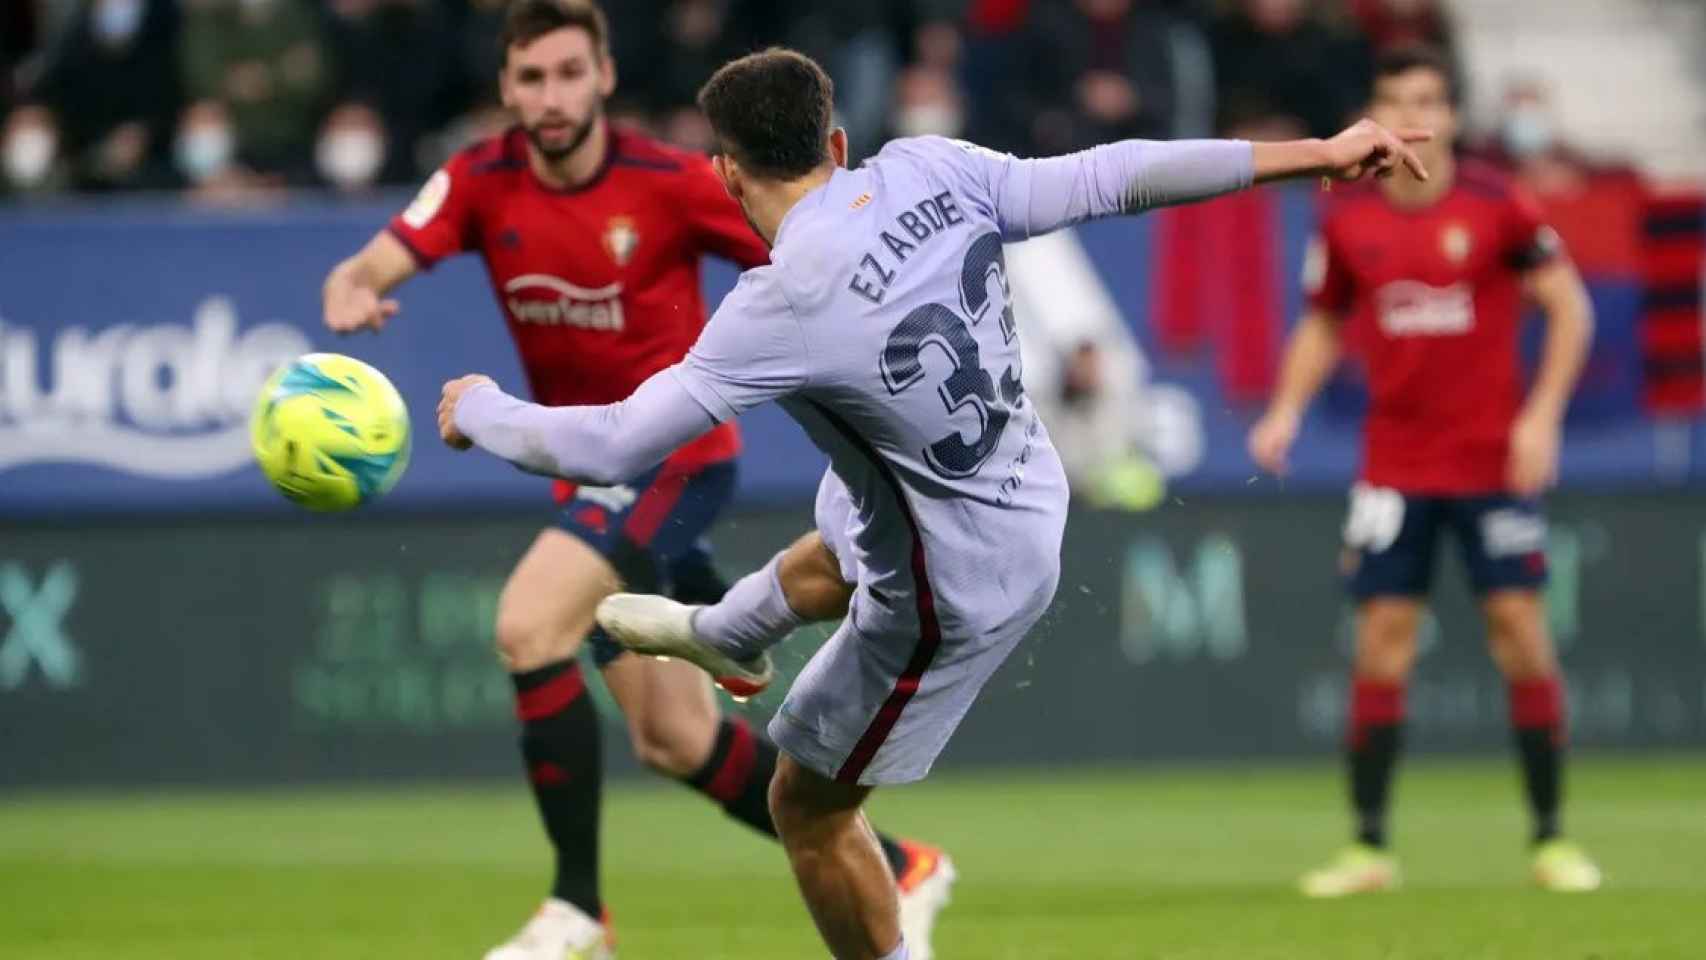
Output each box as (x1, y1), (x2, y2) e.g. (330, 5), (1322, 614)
(320, 3), (950, 957)
(1249, 47), (1601, 896)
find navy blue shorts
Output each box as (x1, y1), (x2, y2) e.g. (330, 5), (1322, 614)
(554, 460), (738, 667)
(1342, 485), (1549, 600)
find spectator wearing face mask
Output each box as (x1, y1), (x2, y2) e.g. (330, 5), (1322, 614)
(11, 0), (181, 191)
(1469, 73), (1649, 282)
(1016, 0), (1215, 155)
(172, 97), (280, 204)
(1, 104), (71, 198)
(889, 63), (966, 141)
(1479, 76), (1607, 192)
(313, 100), (388, 194)
(180, 0), (331, 179)
(324, 0), (457, 185)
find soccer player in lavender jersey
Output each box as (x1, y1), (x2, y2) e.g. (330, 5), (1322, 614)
(440, 47), (1430, 960)
(320, 5), (946, 958)
(1248, 48), (1600, 896)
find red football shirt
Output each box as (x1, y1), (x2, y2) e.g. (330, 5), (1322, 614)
(388, 125), (770, 481)
(1307, 161), (1562, 494)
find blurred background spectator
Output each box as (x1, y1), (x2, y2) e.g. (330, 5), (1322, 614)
(173, 96), (285, 203)
(1348, 0), (1454, 57)
(1209, 0), (1372, 139)
(9, 0), (181, 192)
(1477, 74), (1604, 197)
(179, 0), (331, 183)
(2, 1), (40, 105)
(1009, 228), (1201, 511)
(1012, 0), (1215, 156)
(3, 104), (70, 197)
(324, 0), (459, 186)
(0, 0), (1697, 202)
(314, 100), (389, 194)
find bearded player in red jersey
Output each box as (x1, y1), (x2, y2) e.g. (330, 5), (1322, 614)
(1249, 47), (1601, 897)
(320, 3), (952, 957)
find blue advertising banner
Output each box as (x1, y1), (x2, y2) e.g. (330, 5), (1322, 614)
(1, 190), (1697, 517)
(0, 198), (828, 516)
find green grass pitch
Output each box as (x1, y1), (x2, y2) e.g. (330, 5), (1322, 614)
(3, 756), (1703, 959)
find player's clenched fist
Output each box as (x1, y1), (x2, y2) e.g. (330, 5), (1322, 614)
(323, 282), (401, 334)
(439, 374), (495, 450)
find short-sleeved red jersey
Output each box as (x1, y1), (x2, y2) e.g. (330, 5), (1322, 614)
(1306, 161), (1562, 494)
(388, 125), (769, 477)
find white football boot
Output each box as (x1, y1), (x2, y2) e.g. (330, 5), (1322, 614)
(482, 899), (613, 960)
(595, 593), (774, 697)
(896, 842), (958, 960)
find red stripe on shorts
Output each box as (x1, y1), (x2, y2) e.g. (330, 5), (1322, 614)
(810, 401), (946, 786)
(834, 531), (943, 784)
(623, 468), (692, 547)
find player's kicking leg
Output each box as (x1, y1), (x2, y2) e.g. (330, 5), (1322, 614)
(1460, 497), (1600, 892)
(597, 533), (957, 957)
(760, 569), (1038, 959)
(611, 582), (1005, 958)
(599, 474), (974, 958)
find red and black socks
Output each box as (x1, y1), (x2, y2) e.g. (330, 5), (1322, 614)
(1347, 678), (1405, 849)
(1509, 675), (1566, 844)
(682, 716), (912, 877)
(513, 659), (604, 918)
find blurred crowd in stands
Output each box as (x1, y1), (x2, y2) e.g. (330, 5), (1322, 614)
(0, 0), (1619, 204)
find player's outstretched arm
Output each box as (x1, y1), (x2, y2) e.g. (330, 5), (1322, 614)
(323, 231), (416, 334)
(971, 119), (1429, 241)
(1251, 119), (1432, 185)
(1248, 310), (1343, 477)
(440, 366), (717, 486)
(973, 137), (1254, 240)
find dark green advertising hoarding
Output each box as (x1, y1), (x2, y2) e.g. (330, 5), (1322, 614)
(2, 495), (1702, 786)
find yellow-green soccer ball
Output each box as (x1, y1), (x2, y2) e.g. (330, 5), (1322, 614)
(250, 353), (411, 511)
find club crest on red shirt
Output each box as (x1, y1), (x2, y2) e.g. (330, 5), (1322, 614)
(1440, 223), (1472, 264)
(603, 216), (640, 267)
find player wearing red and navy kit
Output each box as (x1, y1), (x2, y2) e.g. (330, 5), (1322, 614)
(386, 123), (758, 575)
(1249, 48), (1601, 896)
(320, 4), (947, 958)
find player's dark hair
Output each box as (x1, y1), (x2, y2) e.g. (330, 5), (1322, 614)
(698, 48), (835, 181)
(500, 0), (608, 65)
(1374, 45), (1460, 105)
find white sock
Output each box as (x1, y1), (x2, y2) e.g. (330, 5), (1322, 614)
(878, 938), (909, 960)
(689, 552), (803, 661)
